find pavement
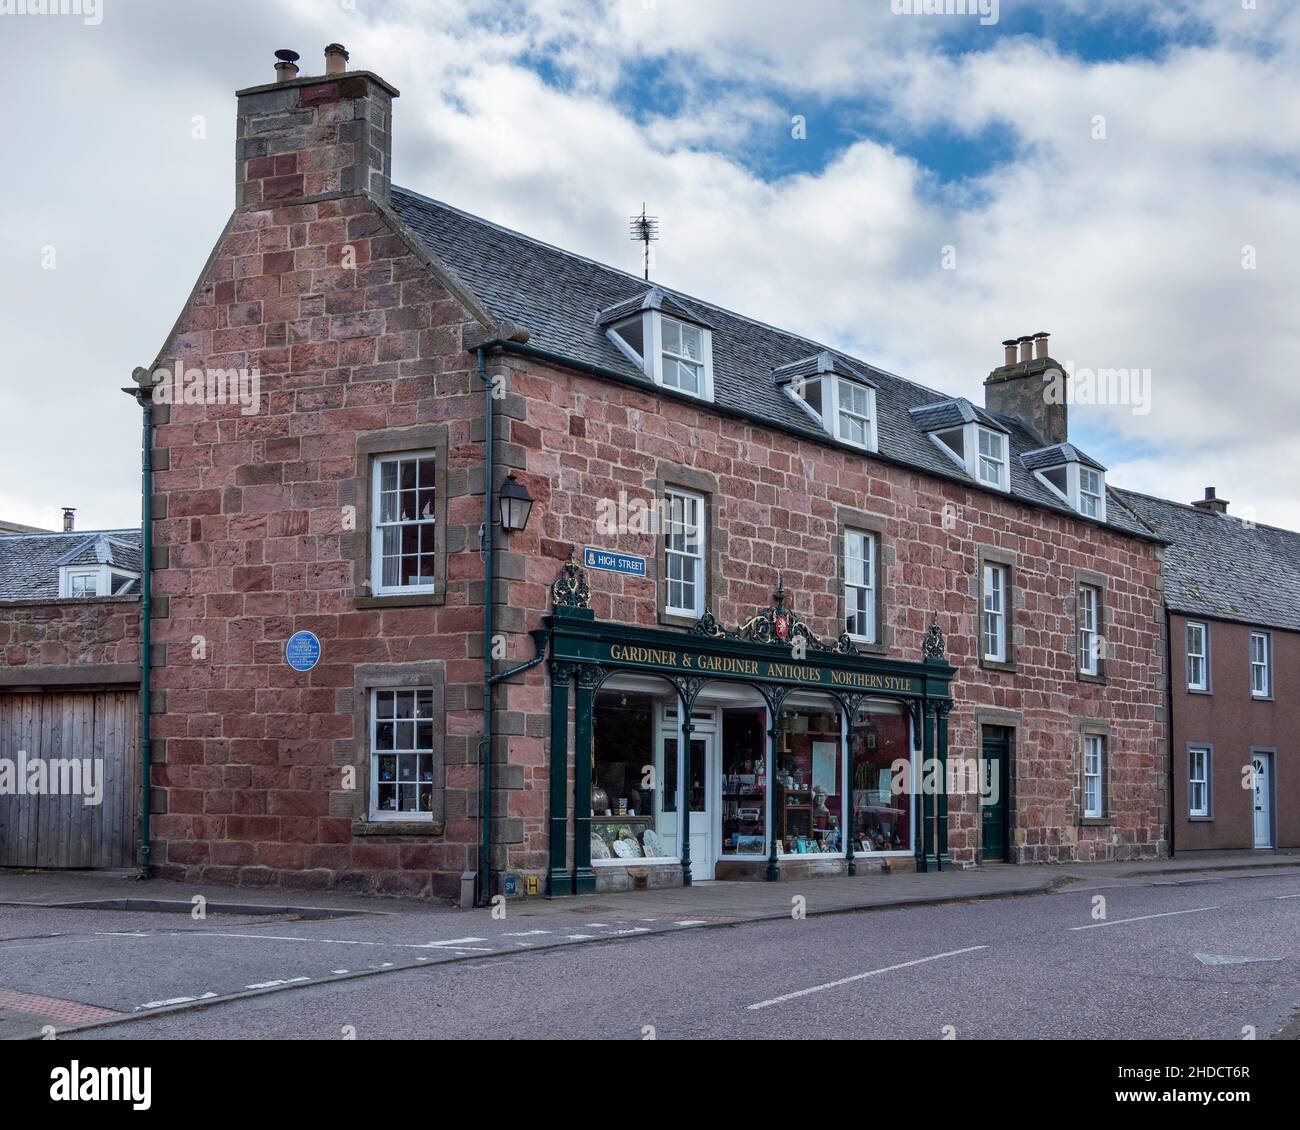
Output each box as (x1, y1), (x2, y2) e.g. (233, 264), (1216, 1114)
(1, 850), (1298, 1040)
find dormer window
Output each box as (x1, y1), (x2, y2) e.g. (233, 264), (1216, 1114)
(59, 564), (140, 598)
(912, 400), (1010, 493)
(601, 289), (713, 403)
(1022, 444), (1107, 521)
(776, 352), (878, 452)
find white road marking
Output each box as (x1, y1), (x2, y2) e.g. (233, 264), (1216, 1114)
(1070, 905), (1220, 931)
(1273, 893), (1300, 900)
(674, 920), (707, 927)
(502, 929), (551, 937)
(96, 931), (151, 937)
(1194, 952), (1283, 966)
(747, 946), (989, 1011)
(330, 970), (349, 974)
(422, 937), (488, 947)
(584, 922), (609, 927)
(565, 934), (596, 940)
(245, 977), (310, 990)
(138, 992), (217, 1010)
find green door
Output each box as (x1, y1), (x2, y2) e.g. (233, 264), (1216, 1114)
(980, 728), (1011, 863)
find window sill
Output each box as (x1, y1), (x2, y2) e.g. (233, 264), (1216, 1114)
(1188, 815), (1214, 822)
(1250, 694), (1274, 703)
(352, 819), (444, 837)
(1077, 670), (1107, 686)
(355, 592), (446, 610)
(1186, 687), (1212, 696)
(1078, 816), (1113, 828)
(848, 638), (890, 657)
(659, 609), (702, 630)
(980, 657), (1017, 674)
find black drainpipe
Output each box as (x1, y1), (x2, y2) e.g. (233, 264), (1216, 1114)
(123, 375), (154, 879)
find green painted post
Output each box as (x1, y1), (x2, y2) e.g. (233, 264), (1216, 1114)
(937, 701), (951, 870)
(548, 664), (573, 896)
(573, 669), (598, 894)
(680, 711), (694, 887)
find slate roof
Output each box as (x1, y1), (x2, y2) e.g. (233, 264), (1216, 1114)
(908, 397), (1008, 434)
(1020, 442), (1106, 473)
(0, 529), (142, 601)
(1114, 490), (1300, 633)
(390, 185), (1154, 541)
(772, 351), (877, 386)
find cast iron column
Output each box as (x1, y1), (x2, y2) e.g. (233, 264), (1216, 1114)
(573, 666), (600, 894)
(547, 663), (575, 896)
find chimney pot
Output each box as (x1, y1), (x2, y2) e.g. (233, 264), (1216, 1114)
(274, 48), (301, 82)
(1017, 335), (1033, 364)
(1191, 486), (1229, 514)
(62, 507), (75, 532)
(1033, 331), (1050, 360)
(1001, 339), (1018, 366)
(324, 43), (349, 75)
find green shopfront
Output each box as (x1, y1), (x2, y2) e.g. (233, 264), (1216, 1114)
(545, 564), (956, 895)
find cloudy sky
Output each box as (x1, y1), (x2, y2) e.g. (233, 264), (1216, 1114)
(2, 0), (1297, 531)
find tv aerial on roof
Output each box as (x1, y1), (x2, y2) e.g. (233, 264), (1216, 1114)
(629, 204), (659, 280)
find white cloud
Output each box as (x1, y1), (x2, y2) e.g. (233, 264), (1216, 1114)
(1, 0), (1297, 531)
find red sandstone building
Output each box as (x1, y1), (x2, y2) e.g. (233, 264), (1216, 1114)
(3, 48), (1190, 900)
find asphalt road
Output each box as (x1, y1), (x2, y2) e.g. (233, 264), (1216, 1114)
(9, 867), (1293, 1040)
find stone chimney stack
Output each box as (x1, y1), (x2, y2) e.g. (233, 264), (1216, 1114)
(983, 331), (1067, 446)
(235, 45), (399, 210)
(62, 507), (75, 532)
(1191, 487), (1229, 515)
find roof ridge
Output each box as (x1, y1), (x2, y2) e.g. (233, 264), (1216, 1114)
(1115, 486), (1300, 540)
(391, 184), (953, 403)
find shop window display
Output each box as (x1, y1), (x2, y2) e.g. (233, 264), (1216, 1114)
(775, 704), (843, 854)
(721, 708), (766, 855)
(849, 707), (912, 851)
(591, 691), (667, 859)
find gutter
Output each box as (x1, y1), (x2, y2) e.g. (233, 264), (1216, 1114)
(121, 378), (154, 880)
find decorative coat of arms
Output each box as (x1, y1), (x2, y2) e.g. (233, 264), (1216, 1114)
(691, 576), (859, 655)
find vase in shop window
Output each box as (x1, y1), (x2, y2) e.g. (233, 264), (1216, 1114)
(591, 785), (609, 815)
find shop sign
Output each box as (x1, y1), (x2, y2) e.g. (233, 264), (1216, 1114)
(602, 642), (921, 695)
(583, 547), (647, 577)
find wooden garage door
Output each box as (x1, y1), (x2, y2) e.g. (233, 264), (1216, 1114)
(0, 691), (138, 868)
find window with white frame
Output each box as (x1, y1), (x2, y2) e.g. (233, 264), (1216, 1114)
(1082, 734), (1104, 818)
(67, 569), (98, 598)
(371, 452), (437, 596)
(370, 688), (435, 818)
(1078, 584), (1101, 675)
(1188, 746), (1210, 818)
(659, 316), (705, 395)
(59, 565), (139, 598)
(1079, 467), (1104, 519)
(977, 427), (1007, 489)
(1250, 631), (1271, 698)
(844, 530), (877, 643)
(664, 489), (705, 617)
(982, 563), (1008, 662)
(836, 379), (874, 448)
(1186, 621), (1208, 691)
